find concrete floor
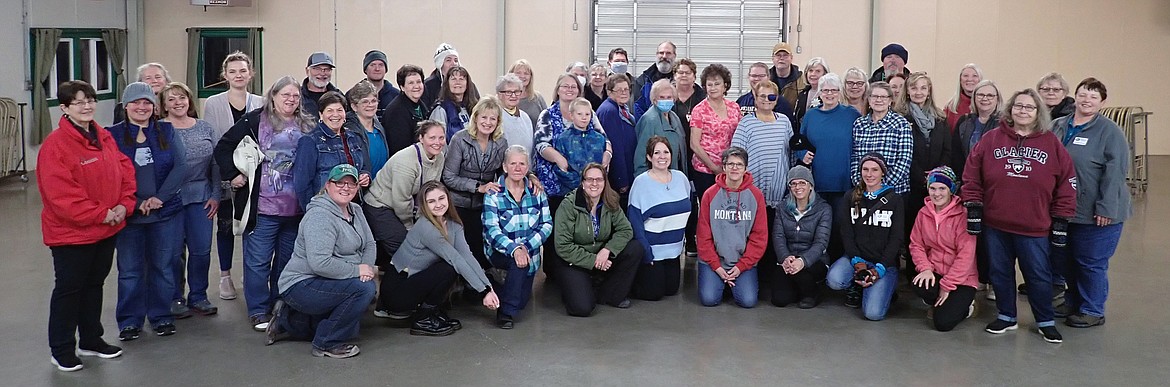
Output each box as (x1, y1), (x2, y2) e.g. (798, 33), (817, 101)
(2, 158), (1168, 387)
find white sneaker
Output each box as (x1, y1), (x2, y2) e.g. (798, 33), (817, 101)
(985, 287), (996, 301)
(219, 275), (237, 300)
(967, 300), (976, 318)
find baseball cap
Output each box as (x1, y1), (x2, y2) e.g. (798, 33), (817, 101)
(328, 164), (359, 182)
(307, 51), (335, 68)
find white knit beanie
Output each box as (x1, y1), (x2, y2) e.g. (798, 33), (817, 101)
(433, 43), (459, 71)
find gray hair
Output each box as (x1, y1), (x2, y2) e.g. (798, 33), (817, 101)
(264, 75), (316, 133)
(946, 63), (983, 112)
(818, 73), (842, 92)
(566, 62), (588, 74)
(136, 63), (172, 82)
(968, 80), (1002, 114)
(649, 78), (675, 101)
(1036, 72), (1070, 94)
(496, 73), (524, 92)
(805, 57), (829, 79)
(504, 144), (530, 161)
(721, 146), (748, 166)
(588, 63), (607, 74)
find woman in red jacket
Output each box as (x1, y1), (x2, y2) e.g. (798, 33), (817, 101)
(909, 166), (977, 332)
(38, 81), (137, 371)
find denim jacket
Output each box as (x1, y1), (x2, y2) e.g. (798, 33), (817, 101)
(293, 122), (371, 210)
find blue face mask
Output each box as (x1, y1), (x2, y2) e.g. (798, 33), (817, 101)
(656, 99), (675, 112)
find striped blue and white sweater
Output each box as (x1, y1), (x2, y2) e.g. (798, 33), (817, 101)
(627, 170), (692, 263)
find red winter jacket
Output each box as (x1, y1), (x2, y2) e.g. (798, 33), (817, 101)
(37, 115), (137, 246)
(909, 197), (977, 291)
(961, 123), (1076, 237)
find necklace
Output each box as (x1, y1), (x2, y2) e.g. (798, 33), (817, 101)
(650, 169), (672, 189)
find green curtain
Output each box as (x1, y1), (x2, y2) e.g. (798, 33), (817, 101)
(101, 29), (128, 99)
(247, 27), (263, 94)
(32, 28), (62, 144)
(186, 27), (202, 94)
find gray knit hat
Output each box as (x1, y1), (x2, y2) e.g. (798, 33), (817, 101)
(121, 82), (157, 105)
(787, 165), (814, 187)
(363, 50), (388, 72)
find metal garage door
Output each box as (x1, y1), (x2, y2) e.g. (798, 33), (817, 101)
(592, 0), (786, 96)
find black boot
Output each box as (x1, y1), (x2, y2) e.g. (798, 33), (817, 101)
(434, 307), (462, 331)
(844, 284), (862, 309)
(410, 304), (455, 337)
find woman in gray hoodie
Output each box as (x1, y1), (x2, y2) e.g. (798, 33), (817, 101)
(270, 164), (376, 359)
(770, 166), (832, 308)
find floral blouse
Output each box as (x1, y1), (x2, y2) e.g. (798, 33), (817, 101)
(689, 98), (743, 174)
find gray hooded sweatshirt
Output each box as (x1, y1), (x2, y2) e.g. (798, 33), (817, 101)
(278, 195), (376, 294)
(1052, 114), (1132, 224)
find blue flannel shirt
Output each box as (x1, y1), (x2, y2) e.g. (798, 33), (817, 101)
(850, 112), (914, 194)
(482, 176), (554, 259)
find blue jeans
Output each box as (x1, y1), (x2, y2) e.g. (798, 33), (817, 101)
(984, 226), (1055, 326)
(826, 256), (899, 320)
(116, 217), (181, 329)
(489, 251), (535, 317)
(1056, 223), (1123, 318)
(278, 277), (376, 351)
(174, 202), (214, 303)
(696, 262), (758, 308)
(243, 215), (299, 318)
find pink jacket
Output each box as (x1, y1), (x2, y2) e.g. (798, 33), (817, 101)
(909, 197), (978, 291)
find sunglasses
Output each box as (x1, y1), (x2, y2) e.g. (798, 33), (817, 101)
(758, 94), (778, 102)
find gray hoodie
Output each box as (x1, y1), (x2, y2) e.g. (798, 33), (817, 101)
(278, 195), (376, 294)
(1052, 114), (1132, 224)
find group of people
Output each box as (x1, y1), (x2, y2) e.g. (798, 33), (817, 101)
(39, 40), (1131, 369)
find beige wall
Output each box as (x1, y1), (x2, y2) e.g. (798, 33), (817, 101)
(141, 0), (1170, 154)
(790, 0), (1170, 154)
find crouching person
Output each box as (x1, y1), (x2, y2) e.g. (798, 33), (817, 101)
(909, 167), (978, 331)
(269, 165), (377, 359)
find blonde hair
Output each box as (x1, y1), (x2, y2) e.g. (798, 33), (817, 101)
(158, 82), (198, 119)
(945, 63), (983, 112)
(894, 72), (944, 118)
(469, 96), (505, 141)
(508, 59), (540, 101)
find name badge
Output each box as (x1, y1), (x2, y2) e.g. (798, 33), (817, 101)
(1072, 137), (1089, 146)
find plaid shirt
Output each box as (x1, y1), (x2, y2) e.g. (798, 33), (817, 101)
(850, 112), (914, 194)
(482, 176), (554, 258)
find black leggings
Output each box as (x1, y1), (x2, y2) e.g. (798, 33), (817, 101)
(911, 274), (976, 332)
(362, 203), (408, 269)
(543, 195), (565, 279)
(378, 261), (457, 313)
(631, 257), (681, 301)
(770, 262), (827, 307)
(549, 243), (643, 317)
(455, 206), (488, 269)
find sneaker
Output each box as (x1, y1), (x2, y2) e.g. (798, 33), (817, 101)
(985, 319), (1018, 334)
(250, 314), (271, 332)
(844, 285), (862, 308)
(50, 354), (83, 372)
(967, 300), (977, 319)
(266, 300), (290, 345)
(1038, 326), (1063, 343)
(188, 299), (218, 316)
(154, 322), (176, 336)
(312, 343), (360, 359)
(77, 342), (123, 359)
(171, 300), (193, 320)
(1065, 313), (1106, 328)
(373, 309), (412, 320)
(118, 326), (141, 341)
(218, 275), (238, 300)
(985, 287), (997, 301)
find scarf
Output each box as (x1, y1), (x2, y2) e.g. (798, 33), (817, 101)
(908, 103), (936, 137)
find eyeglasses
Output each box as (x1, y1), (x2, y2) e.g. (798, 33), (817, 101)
(278, 92), (300, 100)
(868, 95), (891, 101)
(331, 180), (357, 189)
(559, 84), (579, 89)
(774, 52), (792, 59)
(723, 162), (745, 170)
(845, 81), (867, 88)
(974, 93), (998, 100)
(758, 94), (778, 102)
(70, 99), (98, 107)
(357, 98), (378, 106)
(498, 90), (522, 96)
(788, 180), (809, 188)
(819, 89), (840, 94)
(1011, 103), (1038, 112)
(1038, 87), (1064, 93)
(583, 177), (605, 184)
(609, 88), (631, 94)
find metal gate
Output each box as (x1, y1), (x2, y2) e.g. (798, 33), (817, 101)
(592, 0), (786, 96)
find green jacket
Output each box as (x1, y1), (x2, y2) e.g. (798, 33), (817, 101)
(554, 189), (633, 267)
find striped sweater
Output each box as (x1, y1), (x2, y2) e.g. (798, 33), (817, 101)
(730, 113), (793, 207)
(627, 170), (692, 263)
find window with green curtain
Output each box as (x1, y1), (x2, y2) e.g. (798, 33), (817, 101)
(190, 27), (263, 98)
(31, 28), (119, 105)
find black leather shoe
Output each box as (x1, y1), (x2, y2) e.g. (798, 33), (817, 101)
(435, 308), (462, 331)
(410, 307), (455, 336)
(496, 313), (514, 329)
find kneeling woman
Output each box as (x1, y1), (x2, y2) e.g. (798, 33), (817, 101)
(771, 166), (831, 308)
(270, 164), (377, 359)
(826, 153), (905, 321)
(696, 147), (768, 308)
(909, 167), (977, 331)
(628, 136), (691, 301)
(382, 181), (501, 335)
(482, 146), (553, 329)
(552, 164), (644, 316)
